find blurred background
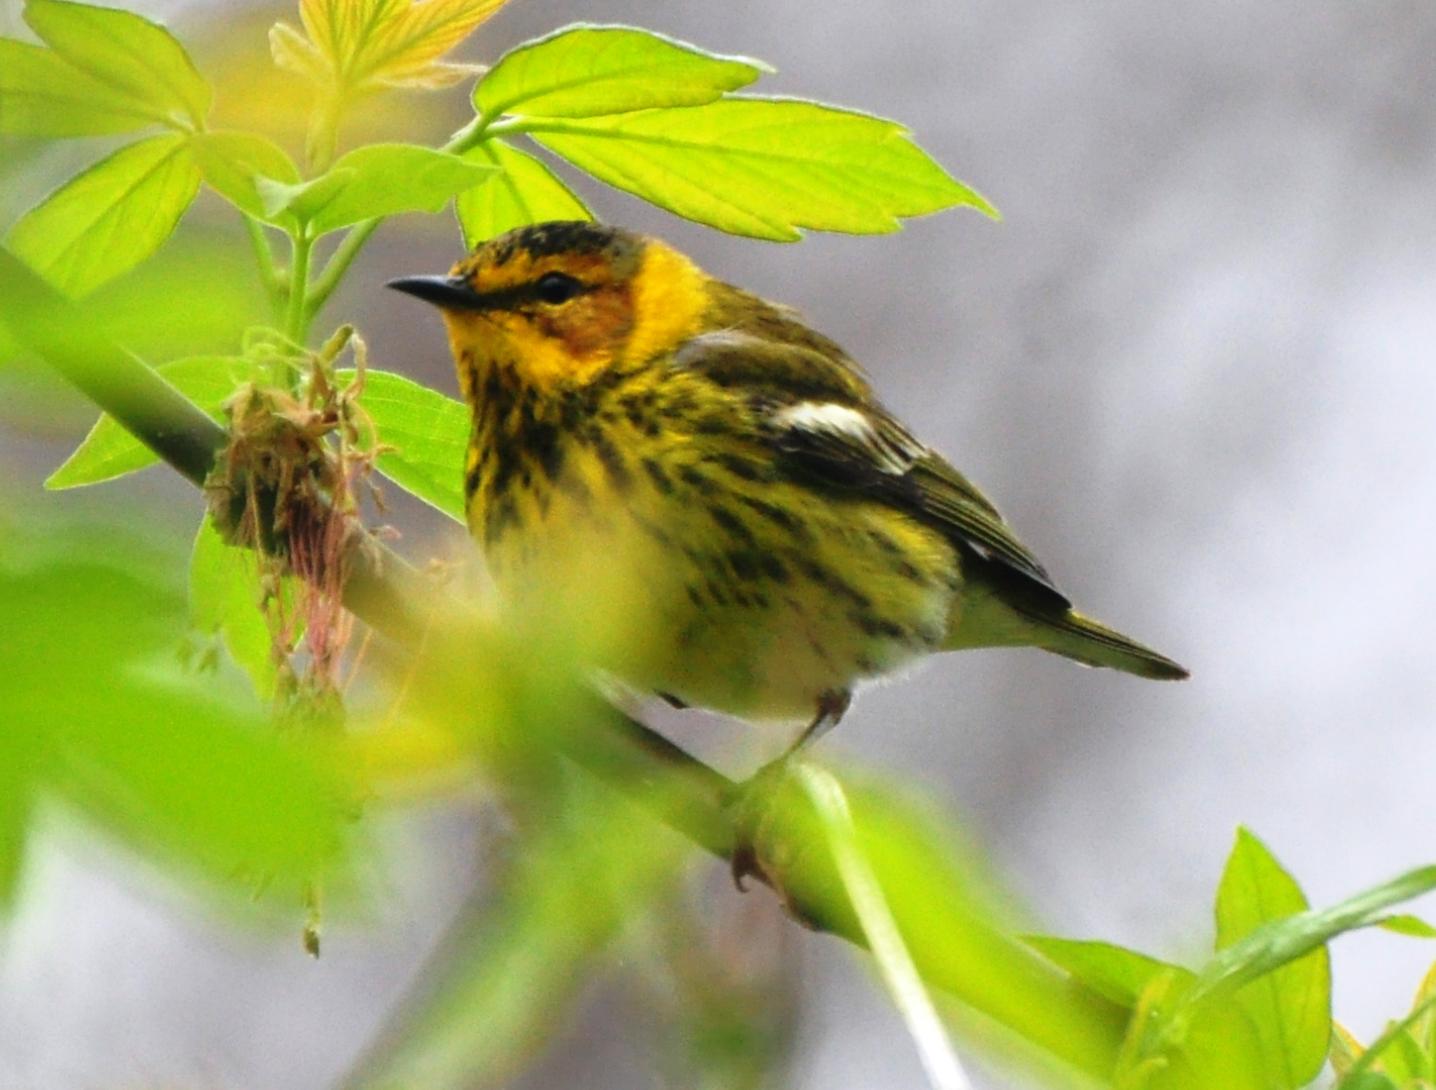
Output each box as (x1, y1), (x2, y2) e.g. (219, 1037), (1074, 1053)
(3, 0), (1435, 1086)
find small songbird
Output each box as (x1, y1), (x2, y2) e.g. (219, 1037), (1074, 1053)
(390, 221), (1186, 754)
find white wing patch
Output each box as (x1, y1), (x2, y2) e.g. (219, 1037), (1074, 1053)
(775, 401), (876, 440)
(774, 401), (917, 475)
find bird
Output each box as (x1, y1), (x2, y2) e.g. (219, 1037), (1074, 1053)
(389, 220), (1187, 761)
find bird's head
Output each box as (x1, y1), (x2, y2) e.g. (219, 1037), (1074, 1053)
(389, 221), (708, 394)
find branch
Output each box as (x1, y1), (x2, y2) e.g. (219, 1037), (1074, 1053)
(307, 218), (380, 319)
(0, 246), (1126, 1080)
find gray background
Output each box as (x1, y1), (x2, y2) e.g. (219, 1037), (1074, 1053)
(3, 0), (1436, 1087)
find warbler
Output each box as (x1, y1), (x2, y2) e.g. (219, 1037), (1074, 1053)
(390, 221), (1186, 750)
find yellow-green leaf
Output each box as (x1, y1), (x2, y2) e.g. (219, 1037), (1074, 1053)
(1, 526), (352, 904)
(269, 20), (328, 84)
(284, 0), (506, 94)
(1409, 961), (1436, 1058)
(0, 743), (35, 909)
(1377, 914), (1436, 939)
(1025, 936), (1191, 1008)
(190, 517), (295, 701)
(456, 139), (590, 247)
(1215, 827), (1331, 1089)
(47, 356), (249, 489)
(24, 0), (212, 128)
(190, 130), (301, 219)
(528, 97), (997, 241)
(262, 143), (494, 235)
(476, 24), (768, 119)
(1341, 1075), (1401, 1090)
(1330, 1022), (1367, 1078)
(337, 368), (468, 521)
(0, 39), (160, 136)
(7, 133), (201, 297)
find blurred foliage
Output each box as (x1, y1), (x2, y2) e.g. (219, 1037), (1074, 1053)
(0, 499), (355, 914)
(3, 1), (1436, 1089)
(1332, 963), (1436, 1088)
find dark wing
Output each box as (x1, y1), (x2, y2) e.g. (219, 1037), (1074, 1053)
(773, 402), (1068, 604)
(673, 331), (1068, 606)
(672, 329), (871, 405)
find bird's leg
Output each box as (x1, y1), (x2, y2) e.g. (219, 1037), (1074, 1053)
(779, 688), (851, 761)
(728, 688), (851, 905)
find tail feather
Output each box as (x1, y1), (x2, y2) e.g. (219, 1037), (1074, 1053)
(1030, 609), (1189, 680)
(946, 588), (1189, 680)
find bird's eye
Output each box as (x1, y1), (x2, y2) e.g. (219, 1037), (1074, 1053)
(534, 271), (584, 305)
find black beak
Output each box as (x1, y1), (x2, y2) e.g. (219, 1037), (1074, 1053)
(386, 274), (486, 311)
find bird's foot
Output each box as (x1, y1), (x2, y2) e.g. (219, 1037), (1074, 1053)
(724, 756), (823, 929)
(723, 689), (851, 925)
(726, 756), (788, 891)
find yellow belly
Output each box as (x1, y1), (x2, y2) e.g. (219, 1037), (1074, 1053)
(474, 433), (961, 721)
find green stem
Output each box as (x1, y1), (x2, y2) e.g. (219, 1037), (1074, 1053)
(245, 214), (284, 320)
(445, 109), (499, 155)
(306, 90), (344, 175)
(481, 116), (530, 138)
(286, 229), (315, 349)
(307, 218), (380, 319)
(304, 111), (501, 326)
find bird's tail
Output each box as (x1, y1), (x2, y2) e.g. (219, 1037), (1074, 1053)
(1027, 608), (1189, 680)
(946, 589), (1188, 680)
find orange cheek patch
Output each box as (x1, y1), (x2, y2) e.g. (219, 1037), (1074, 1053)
(551, 288), (634, 359)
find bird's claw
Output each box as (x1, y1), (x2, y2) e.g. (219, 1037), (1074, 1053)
(723, 757), (824, 928)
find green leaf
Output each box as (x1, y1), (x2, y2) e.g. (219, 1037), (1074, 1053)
(1340, 1075), (1400, 1090)
(256, 169), (353, 227)
(1377, 914), (1436, 938)
(1366, 1026), (1426, 1084)
(1130, 987), (1270, 1090)
(1409, 961), (1436, 1057)
(191, 517), (296, 701)
(84, 240), (270, 360)
(190, 130), (301, 219)
(1187, 861), (1436, 1010)
(6, 133), (202, 297)
(456, 139), (591, 247)
(1213, 828), (1331, 1089)
(336, 368), (469, 522)
(1331, 1023), (1367, 1078)
(267, 21), (327, 85)
(46, 356), (248, 489)
(0, 38), (160, 136)
(1025, 936), (1190, 1008)
(0, 522), (351, 905)
(262, 144), (494, 235)
(0, 744), (35, 909)
(528, 97), (997, 241)
(476, 24), (768, 119)
(24, 0), (212, 128)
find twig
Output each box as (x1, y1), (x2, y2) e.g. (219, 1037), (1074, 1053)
(0, 245), (1126, 1080)
(286, 229), (315, 347)
(308, 219), (380, 320)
